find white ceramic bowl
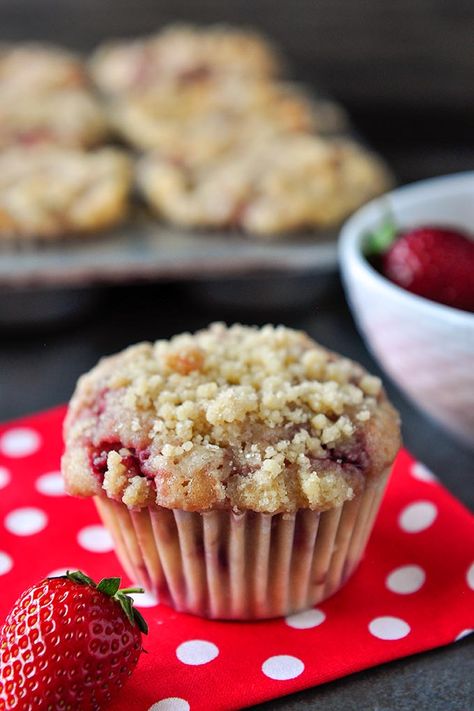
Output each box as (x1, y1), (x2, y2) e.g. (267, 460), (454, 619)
(339, 172), (474, 447)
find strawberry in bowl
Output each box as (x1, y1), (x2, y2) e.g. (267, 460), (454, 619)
(366, 223), (474, 313)
(0, 571), (147, 710)
(339, 172), (474, 447)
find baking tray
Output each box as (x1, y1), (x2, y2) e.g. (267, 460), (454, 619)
(0, 219), (339, 288)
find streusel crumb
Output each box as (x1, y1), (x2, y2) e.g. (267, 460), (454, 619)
(0, 146), (131, 240)
(62, 324), (400, 513)
(90, 24), (281, 96)
(137, 134), (392, 235)
(0, 43), (87, 97)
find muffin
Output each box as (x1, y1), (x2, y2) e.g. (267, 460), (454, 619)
(0, 43), (87, 97)
(136, 134), (392, 235)
(90, 24), (281, 96)
(109, 77), (316, 160)
(62, 323), (400, 620)
(0, 89), (109, 150)
(0, 146), (131, 241)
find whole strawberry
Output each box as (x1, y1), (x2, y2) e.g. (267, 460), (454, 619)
(0, 571), (148, 711)
(382, 226), (474, 312)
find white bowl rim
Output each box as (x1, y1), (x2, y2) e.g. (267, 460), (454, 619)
(339, 171), (474, 327)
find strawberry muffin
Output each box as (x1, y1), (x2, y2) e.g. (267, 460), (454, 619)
(0, 44), (108, 151)
(0, 43), (87, 96)
(109, 77), (316, 160)
(0, 89), (108, 149)
(137, 134), (392, 236)
(63, 323), (400, 620)
(90, 24), (281, 96)
(0, 146), (131, 241)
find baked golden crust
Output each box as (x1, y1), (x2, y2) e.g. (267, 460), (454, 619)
(0, 89), (108, 149)
(90, 24), (282, 96)
(0, 146), (131, 240)
(110, 77), (317, 161)
(63, 324), (401, 513)
(137, 134), (392, 235)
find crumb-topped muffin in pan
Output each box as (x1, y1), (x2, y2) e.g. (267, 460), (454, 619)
(90, 24), (282, 96)
(0, 90), (108, 150)
(0, 146), (132, 241)
(0, 43), (108, 151)
(137, 134), (392, 236)
(0, 43), (88, 96)
(63, 323), (400, 619)
(109, 77), (319, 160)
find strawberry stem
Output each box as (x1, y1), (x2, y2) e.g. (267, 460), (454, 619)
(364, 216), (398, 256)
(119, 587), (146, 595)
(52, 570), (149, 635)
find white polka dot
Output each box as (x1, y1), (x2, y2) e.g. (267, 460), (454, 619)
(369, 616), (411, 640)
(77, 525), (114, 553)
(386, 565), (426, 594)
(36, 471), (65, 496)
(262, 655), (305, 681)
(0, 428), (41, 457)
(455, 629), (473, 642)
(411, 462), (437, 483)
(176, 640), (219, 666)
(465, 561), (474, 591)
(4, 507), (47, 536)
(148, 699), (190, 711)
(399, 501), (437, 533)
(0, 551), (13, 575)
(0, 466), (11, 489)
(130, 589), (159, 608)
(285, 608), (326, 629)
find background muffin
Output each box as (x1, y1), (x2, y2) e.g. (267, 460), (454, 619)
(110, 77), (317, 159)
(0, 43), (88, 96)
(63, 323), (400, 619)
(90, 24), (282, 96)
(0, 90), (108, 150)
(0, 146), (132, 241)
(136, 135), (392, 235)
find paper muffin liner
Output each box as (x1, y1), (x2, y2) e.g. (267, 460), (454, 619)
(94, 467), (391, 620)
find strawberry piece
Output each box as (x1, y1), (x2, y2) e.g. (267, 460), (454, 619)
(382, 227), (474, 312)
(0, 571), (147, 710)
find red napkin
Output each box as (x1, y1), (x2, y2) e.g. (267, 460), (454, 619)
(0, 406), (472, 711)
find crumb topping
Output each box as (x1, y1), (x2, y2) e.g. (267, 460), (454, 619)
(0, 43), (87, 97)
(111, 78), (315, 159)
(90, 24), (281, 96)
(0, 89), (108, 150)
(63, 324), (400, 513)
(137, 134), (392, 235)
(0, 146), (131, 240)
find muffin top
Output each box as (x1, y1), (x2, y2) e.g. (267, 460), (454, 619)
(0, 146), (131, 240)
(0, 89), (108, 150)
(137, 135), (391, 234)
(62, 323), (400, 513)
(110, 77), (315, 158)
(90, 24), (281, 96)
(0, 43), (87, 97)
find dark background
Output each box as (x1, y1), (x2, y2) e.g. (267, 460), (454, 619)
(0, 1), (473, 709)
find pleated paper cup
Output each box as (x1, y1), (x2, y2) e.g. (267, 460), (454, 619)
(94, 467), (391, 620)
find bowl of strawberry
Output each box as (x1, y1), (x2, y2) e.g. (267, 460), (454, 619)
(339, 171), (474, 447)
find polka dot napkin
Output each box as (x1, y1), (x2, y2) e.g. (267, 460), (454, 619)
(0, 406), (473, 711)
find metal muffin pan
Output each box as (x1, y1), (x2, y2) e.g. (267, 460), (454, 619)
(0, 220), (339, 288)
